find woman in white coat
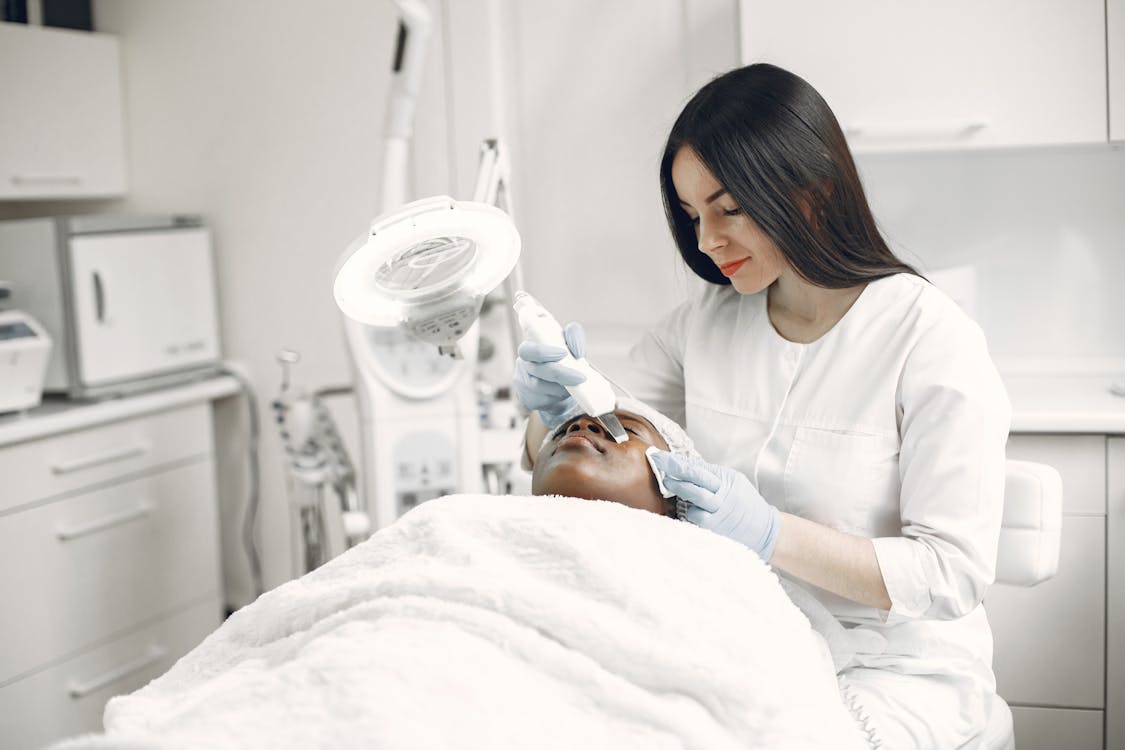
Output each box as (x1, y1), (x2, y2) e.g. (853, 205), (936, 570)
(515, 63), (1011, 748)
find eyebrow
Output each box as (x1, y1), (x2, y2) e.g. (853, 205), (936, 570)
(678, 187), (728, 208)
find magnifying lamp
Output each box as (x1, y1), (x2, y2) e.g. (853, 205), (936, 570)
(333, 195), (521, 358)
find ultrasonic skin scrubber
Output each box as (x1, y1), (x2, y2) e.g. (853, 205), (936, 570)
(513, 291), (628, 444)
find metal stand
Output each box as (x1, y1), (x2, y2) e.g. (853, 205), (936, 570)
(272, 350), (370, 576)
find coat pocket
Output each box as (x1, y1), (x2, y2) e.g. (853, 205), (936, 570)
(782, 426), (900, 536)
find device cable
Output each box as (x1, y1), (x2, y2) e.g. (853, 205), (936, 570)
(219, 363), (264, 600)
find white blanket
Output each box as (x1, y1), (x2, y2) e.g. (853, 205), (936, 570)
(55, 495), (867, 750)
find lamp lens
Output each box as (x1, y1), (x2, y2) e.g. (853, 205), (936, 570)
(374, 235), (477, 295)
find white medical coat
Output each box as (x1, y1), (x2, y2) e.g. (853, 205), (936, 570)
(625, 272), (1012, 745)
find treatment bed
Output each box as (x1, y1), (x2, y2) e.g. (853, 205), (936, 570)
(52, 494), (870, 749)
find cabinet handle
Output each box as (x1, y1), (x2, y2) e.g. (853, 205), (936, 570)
(50, 442), (150, 475)
(92, 271), (107, 323)
(10, 175), (84, 186)
(55, 501), (153, 541)
(67, 646), (167, 699)
(844, 120), (988, 140)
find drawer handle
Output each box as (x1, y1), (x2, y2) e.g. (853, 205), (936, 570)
(11, 175), (84, 186)
(56, 502), (153, 541)
(844, 119), (988, 140)
(51, 443), (150, 475)
(67, 645), (167, 699)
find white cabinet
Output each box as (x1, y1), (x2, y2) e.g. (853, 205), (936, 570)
(0, 23), (128, 199)
(0, 600), (219, 750)
(739, 0), (1108, 151)
(0, 402), (223, 750)
(987, 434), (1110, 750)
(1111, 0), (1125, 141)
(1009, 707), (1104, 750)
(1108, 438), (1125, 750)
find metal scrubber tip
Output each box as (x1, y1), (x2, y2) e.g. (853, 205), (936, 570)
(596, 413), (628, 443)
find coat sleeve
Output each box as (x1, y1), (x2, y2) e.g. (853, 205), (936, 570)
(623, 299), (693, 427)
(871, 314), (1012, 622)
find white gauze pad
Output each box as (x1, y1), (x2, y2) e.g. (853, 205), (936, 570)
(645, 445), (677, 499)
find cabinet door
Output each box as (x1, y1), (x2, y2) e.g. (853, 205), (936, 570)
(739, 0), (1107, 151)
(1108, 438), (1125, 750)
(0, 403), (213, 515)
(0, 24), (127, 199)
(0, 461), (222, 683)
(987, 515), (1105, 707)
(1010, 707), (1104, 750)
(1112, 0), (1125, 141)
(0, 598), (221, 750)
(989, 434), (1107, 708)
(67, 228), (221, 386)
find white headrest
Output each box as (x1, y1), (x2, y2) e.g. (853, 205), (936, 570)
(995, 459), (1063, 587)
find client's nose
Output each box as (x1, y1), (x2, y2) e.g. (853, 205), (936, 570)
(566, 416), (603, 435)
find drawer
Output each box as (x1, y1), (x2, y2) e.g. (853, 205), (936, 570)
(0, 403), (213, 514)
(0, 597), (222, 750)
(1007, 433), (1106, 514)
(1009, 706), (1104, 750)
(987, 515), (1105, 708)
(0, 460), (221, 683)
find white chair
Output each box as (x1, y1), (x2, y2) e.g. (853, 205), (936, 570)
(978, 459), (1064, 750)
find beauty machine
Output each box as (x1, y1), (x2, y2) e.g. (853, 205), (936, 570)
(278, 0), (627, 576)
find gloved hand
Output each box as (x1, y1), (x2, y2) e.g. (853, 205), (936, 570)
(513, 321), (588, 428)
(648, 450), (781, 561)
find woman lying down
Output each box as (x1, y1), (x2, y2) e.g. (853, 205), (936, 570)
(54, 398), (876, 750)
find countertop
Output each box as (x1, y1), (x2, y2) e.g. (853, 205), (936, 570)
(0, 375), (242, 447)
(1004, 371), (1125, 433)
(0, 367), (1123, 447)
(997, 357), (1125, 434)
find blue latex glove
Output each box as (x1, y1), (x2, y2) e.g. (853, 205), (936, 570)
(648, 450), (781, 561)
(512, 321), (588, 428)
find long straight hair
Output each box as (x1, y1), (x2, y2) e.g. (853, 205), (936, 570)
(660, 63), (919, 287)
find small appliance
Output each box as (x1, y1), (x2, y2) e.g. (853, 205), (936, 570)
(0, 214), (222, 399)
(0, 282), (52, 413)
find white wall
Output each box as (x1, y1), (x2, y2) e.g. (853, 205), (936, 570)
(85, 0), (436, 605)
(858, 145), (1125, 366)
(498, 0), (739, 375)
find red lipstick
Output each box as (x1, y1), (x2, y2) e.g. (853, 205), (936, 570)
(719, 258), (749, 277)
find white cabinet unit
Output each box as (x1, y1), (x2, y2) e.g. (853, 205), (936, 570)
(739, 0), (1108, 151)
(1111, 0), (1125, 141)
(0, 402), (223, 750)
(987, 433), (1110, 750)
(0, 23), (128, 199)
(1009, 707), (1105, 750)
(1108, 438), (1125, 750)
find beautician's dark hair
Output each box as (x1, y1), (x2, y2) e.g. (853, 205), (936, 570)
(660, 63), (919, 287)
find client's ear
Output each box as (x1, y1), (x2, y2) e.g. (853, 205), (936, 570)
(661, 496), (678, 519)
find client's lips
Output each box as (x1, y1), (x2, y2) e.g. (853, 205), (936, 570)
(719, 258), (749, 277)
(556, 433), (605, 453)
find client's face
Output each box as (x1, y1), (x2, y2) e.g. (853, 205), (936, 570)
(531, 411), (674, 517)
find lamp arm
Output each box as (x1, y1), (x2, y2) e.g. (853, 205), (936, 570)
(382, 0), (433, 213)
